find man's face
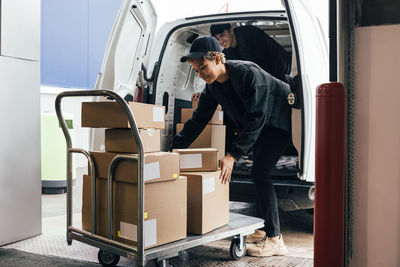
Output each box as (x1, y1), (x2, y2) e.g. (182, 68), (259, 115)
(213, 29), (233, 49)
(189, 59), (219, 84)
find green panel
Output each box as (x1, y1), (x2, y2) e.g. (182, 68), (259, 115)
(41, 113), (76, 181)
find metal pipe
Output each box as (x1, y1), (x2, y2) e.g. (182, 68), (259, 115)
(55, 90), (145, 265)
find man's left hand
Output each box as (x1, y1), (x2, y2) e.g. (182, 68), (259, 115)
(219, 153), (235, 184)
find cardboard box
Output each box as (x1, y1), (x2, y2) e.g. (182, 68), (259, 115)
(115, 176), (187, 248)
(82, 175), (112, 237)
(181, 108), (223, 125)
(82, 101), (165, 129)
(176, 124), (225, 160)
(82, 175), (187, 248)
(105, 128), (160, 153)
(173, 148), (218, 172)
(181, 170), (229, 234)
(90, 151), (179, 184)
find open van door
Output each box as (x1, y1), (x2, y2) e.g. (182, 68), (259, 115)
(284, 0), (329, 182)
(94, 0), (157, 98)
(90, 0), (156, 151)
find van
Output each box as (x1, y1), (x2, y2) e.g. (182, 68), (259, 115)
(91, 0), (328, 212)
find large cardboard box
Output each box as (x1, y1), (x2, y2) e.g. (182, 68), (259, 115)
(82, 175), (111, 237)
(82, 101), (165, 129)
(115, 176), (187, 248)
(105, 129), (160, 153)
(181, 108), (223, 125)
(90, 151), (179, 184)
(181, 170), (229, 234)
(81, 175), (187, 248)
(173, 148), (218, 172)
(176, 123), (225, 160)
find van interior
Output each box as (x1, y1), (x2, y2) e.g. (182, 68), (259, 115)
(147, 16), (307, 209)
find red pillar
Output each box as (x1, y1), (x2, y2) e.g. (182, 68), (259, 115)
(314, 82), (346, 267)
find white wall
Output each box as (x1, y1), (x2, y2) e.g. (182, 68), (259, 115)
(350, 24), (400, 267)
(41, 86), (91, 170)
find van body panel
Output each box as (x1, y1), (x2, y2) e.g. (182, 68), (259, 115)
(94, 0), (157, 98)
(285, 0), (328, 182)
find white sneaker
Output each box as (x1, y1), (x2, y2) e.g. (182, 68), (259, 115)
(247, 234), (288, 257)
(246, 230), (266, 244)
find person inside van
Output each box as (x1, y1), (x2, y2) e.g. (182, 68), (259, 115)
(210, 23), (291, 82)
(172, 36), (291, 257)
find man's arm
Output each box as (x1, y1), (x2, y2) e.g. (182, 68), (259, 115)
(171, 87), (218, 149)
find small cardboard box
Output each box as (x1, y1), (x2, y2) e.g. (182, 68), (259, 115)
(81, 175), (187, 248)
(82, 101), (165, 129)
(181, 170), (229, 234)
(82, 175), (111, 237)
(176, 123), (225, 160)
(115, 176), (187, 248)
(105, 128), (160, 153)
(173, 148), (218, 172)
(90, 151), (179, 184)
(181, 108), (223, 125)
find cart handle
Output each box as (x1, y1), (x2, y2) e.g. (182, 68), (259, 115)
(55, 89), (146, 261)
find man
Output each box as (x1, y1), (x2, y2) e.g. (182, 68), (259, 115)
(210, 23), (291, 82)
(172, 36), (291, 257)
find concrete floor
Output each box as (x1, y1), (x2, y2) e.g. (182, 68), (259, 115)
(2, 170), (313, 266)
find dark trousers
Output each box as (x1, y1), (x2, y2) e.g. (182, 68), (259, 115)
(251, 126), (291, 237)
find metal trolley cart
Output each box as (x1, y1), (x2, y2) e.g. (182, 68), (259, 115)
(55, 90), (264, 266)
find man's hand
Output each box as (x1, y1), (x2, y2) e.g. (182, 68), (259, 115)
(191, 92), (201, 101)
(219, 153), (235, 184)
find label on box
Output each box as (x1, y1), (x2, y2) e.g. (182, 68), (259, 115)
(218, 111), (223, 121)
(203, 177), (215, 194)
(119, 219), (157, 247)
(153, 107), (164, 122)
(180, 154), (202, 169)
(144, 161), (160, 181)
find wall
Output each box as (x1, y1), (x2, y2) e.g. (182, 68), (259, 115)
(0, 0), (42, 245)
(41, 0), (122, 89)
(350, 24), (400, 267)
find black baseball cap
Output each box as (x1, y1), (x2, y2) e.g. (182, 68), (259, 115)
(180, 36), (222, 62)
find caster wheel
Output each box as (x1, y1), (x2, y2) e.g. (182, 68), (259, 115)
(98, 249), (120, 266)
(67, 240), (72, 246)
(230, 238), (246, 260)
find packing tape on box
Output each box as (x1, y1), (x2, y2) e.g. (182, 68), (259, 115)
(180, 153), (202, 169)
(218, 111), (223, 121)
(119, 219), (157, 247)
(203, 177), (215, 194)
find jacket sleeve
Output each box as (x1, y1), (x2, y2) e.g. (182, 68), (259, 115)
(171, 86), (218, 149)
(227, 67), (272, 160)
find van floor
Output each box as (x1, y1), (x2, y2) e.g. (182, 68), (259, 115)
(1, 168), (313, 266)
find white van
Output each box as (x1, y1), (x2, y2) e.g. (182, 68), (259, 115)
(92, 0), (328, 212)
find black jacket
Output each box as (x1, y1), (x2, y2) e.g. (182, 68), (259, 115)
(224, 25), (291, 82)
(172, 60), (291, 160)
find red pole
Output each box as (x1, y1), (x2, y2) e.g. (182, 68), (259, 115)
(314, 82), (345, 267)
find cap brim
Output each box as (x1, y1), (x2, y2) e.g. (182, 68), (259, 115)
(180, 51), (207, 62)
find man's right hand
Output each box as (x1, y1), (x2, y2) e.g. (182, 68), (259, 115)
(191, 92), (201, 101)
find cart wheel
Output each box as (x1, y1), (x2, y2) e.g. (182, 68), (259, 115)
(98, 249), (120, 266)
(230, 238), (246, 260)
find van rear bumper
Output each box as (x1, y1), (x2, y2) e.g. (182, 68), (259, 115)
(230, 177), (314, 212)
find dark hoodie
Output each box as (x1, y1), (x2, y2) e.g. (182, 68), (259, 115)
(171, 60), (291, 160)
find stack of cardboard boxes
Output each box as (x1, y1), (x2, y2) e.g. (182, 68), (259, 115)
(80, 99), (229, 248)
(81, 101), (186, 249)
(173, 99), (229, 234)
